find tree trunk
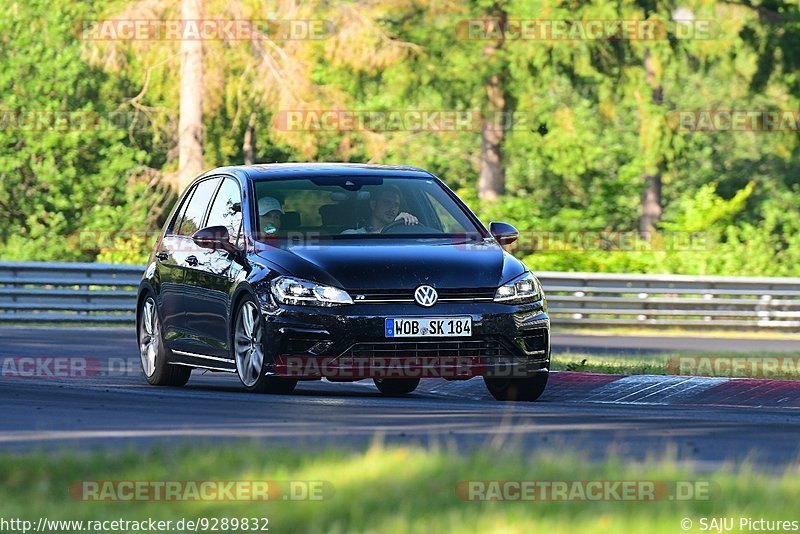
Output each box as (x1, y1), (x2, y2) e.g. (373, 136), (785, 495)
(640, 48), (663, 235)
(478, 7), (507, 200)
(177, 0), (204, 191)
(640, 171), (662, 235)
(243, 112), (256, 165)
(479, 73), (506, 200)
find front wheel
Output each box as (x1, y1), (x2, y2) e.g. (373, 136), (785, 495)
(484, 372), (548, 401)
(233, 297), (297, 394)
(373, 377), (420, 396)
(138, 295), (191, 386)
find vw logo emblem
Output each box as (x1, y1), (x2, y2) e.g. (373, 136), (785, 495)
(414, 285), (438, 307)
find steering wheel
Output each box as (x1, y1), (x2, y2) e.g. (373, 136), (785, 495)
(380, 219), (412, 234)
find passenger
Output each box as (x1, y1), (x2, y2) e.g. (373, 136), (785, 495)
(258, 196), (284, 235)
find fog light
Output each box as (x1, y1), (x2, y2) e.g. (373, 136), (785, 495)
(309, 341), (333, 355)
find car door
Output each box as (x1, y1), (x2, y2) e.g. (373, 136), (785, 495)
(181, 177), (244, 359)
(167, 177), (222, 354)
(155, 184), (197, 343)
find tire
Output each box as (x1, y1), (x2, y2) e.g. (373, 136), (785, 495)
(483, 372), (548, 401)
(138, 295), (191, 387)
(373, 377), (420, 396)
(233, 296), (297, 394)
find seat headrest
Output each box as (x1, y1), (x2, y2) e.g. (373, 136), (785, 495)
(281, 211), (301, 230)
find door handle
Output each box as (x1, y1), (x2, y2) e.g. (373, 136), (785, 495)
(155, 251), (169, 261)
(185, 255), (199, 267)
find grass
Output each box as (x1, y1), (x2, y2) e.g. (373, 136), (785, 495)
(1, 443), (799, 533)
(555, 327), (800, 340)
(551, 351), (800, 380)
(552, 353), (669, 376)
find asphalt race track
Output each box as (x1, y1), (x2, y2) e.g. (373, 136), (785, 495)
(1, 327), (799, 471)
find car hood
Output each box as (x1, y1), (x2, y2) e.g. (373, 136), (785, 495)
(253, 238), (525, 290)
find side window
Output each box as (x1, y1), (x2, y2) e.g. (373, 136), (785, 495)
(167, 186), (196, 235)
(206, 178), (244, 247)
(177, 178), (221, 237)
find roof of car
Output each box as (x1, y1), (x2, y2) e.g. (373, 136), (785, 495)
(206, 163), (434, 181)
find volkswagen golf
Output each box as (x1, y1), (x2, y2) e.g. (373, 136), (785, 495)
(137, 163), (550, 401)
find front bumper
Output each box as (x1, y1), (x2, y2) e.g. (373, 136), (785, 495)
(256, 295), (550, 380)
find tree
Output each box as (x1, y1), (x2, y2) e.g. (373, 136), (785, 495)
(0, 0), (154, 261)
(87, 0), (419, 190)
(640, 48), (663, 234)
(478, 3), (508, 200)
(177, 0), (204, 190)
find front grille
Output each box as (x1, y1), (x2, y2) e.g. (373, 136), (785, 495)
(351, 288), (496, 302)
(340, 338), (506, 358)
(437, 288), (496, 300)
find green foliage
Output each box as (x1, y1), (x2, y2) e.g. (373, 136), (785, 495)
(1, 0), (799, 275)
(0, 0), (161, 262)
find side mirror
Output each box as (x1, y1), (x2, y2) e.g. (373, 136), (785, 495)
(192, 226), (238, 253)
(489, 222), (519, 246)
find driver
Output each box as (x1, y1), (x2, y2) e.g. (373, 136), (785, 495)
(342, 186), (418, 234)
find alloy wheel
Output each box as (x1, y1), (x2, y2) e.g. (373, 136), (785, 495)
(235, 301), (265, 387)
(139, 297), (159, 377)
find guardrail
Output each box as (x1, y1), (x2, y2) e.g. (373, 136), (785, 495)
(540, 271), (800, 329)
(1, 262), (799, 330)
(0, 262), (141, 324)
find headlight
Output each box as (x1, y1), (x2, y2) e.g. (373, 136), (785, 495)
(270, 276), (353, 307)
(494, 272), (542, 303)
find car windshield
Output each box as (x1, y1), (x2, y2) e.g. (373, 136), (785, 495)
(252, 176), (485, 240)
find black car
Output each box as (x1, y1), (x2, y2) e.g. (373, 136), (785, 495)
(137, 163), (550, 401)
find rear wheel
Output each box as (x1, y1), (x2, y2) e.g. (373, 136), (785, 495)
(233, 297), (297, 394)
(373, 377), (420, 396)
(138, 296), (191, 386)
(484, 372), (548, 401)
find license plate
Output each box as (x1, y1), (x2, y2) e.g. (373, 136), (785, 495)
(385, 317), (472, 338)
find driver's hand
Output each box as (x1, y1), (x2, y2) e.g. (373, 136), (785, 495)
(395, 212), (419, 225)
